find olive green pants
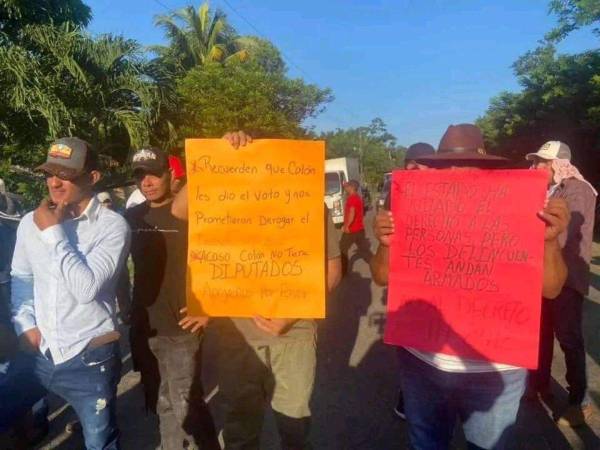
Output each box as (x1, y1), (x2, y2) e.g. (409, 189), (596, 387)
(217, 337), (316, 450)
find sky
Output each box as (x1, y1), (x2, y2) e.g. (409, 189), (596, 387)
(86, 0), (598, 146)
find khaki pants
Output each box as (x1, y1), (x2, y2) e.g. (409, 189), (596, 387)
(217, 337), (316, 450)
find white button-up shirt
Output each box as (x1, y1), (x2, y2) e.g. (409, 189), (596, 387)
(11, 197), (130, 364)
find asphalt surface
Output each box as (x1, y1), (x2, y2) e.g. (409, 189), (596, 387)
(33, 212), (600, 450)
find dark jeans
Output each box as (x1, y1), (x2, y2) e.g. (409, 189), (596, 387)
(529, 287), (588, 405)
(147, 334), (219, 450)
(339, 230), (372, 274)
(0, 354), (48, 433)
(398, 348), (526, 450)
(14, 342), (122, 450)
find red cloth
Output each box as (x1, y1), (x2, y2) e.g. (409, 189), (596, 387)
(168, 155), (186, 179)
(344, 193), (364, 233)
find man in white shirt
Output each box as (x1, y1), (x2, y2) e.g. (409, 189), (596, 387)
(370, 124), (570, 449)
(9, 137), (130, 450)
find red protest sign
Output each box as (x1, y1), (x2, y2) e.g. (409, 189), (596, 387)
(384, 169), (547, 369)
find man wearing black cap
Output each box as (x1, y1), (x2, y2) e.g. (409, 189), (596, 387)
(404, 142), (435, 170)
(122, 147), (219, 450)
(370, 124), (570, 449)
(10, 137), (131, 450)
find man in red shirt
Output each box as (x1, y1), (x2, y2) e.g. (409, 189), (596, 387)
(340, 180), (372, 274)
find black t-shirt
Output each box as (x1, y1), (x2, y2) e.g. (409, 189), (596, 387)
(126, 202), (188, 336)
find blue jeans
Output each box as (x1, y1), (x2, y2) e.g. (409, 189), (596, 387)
(23, 342), (121, 450)
(397, 348), (527, 450)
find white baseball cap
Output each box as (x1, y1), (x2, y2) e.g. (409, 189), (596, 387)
(97, 192), (112, 203)
(526, 141), (571, 161)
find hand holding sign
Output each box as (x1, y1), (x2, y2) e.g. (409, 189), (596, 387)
(222, 131), (253, 149)
(540, 198), (570, 242)
(373, 210), (395, 247)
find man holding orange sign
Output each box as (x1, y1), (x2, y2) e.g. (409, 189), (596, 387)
(173, 133), (342, 449)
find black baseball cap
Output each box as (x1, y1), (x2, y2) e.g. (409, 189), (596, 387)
(405, 143), (435, 162)
(36, 137), (97, 180)
(131, 147), (169, 175)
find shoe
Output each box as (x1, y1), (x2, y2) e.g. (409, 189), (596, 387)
(557, 404), (593, 428)
(393, 392), (406, 420)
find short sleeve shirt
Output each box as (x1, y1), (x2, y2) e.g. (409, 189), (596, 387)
(345, 193), (364, 232)
(214, 204), (340, 346)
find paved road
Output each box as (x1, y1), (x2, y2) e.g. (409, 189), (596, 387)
(37, 215), (600, 449)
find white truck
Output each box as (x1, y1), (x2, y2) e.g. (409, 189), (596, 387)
(324, 157), (360, 225)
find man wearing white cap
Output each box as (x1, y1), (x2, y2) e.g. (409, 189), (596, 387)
(527, 141), (597, 427)
(97, 192), (113, 209)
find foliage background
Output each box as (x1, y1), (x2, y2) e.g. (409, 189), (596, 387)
(1, 0), (599, 207)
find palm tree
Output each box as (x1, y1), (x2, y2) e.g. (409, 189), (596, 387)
(153, 2), (250, 71)
(0, 23), (164, 155)
(76, 33), (165, 151)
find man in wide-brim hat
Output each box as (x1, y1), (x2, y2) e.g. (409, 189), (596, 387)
(415, 123), (509, 168)
(370, 124), (571, 449)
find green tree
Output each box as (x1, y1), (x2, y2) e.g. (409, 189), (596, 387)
(546, 0), (600, 42)
(0, 0), (91, 41)
(321, 118), (399, 186)
(151, 2), (268, 150)
(148, 34), (286, 151)
(477, 47), (600, 181)
(0, 0), (95, 154)
(176, 61), (332, 139)
(0, 24), (162, 158)
(478, 0), (600, 186)
(0, 0), (334, 206)
(0, 22), (165, 202)
(235, 36), (286, 74)
(153, 2), (250, 72)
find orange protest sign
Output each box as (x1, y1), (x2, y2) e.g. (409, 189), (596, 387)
(185, 139), (325, 318)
